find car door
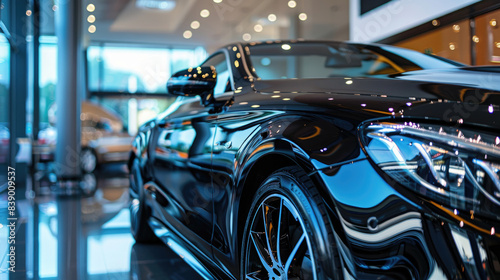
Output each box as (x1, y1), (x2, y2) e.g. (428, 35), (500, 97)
(152, 111), (216, 248)
(210, 109), (268, 274)
(150, 51), (233, 252)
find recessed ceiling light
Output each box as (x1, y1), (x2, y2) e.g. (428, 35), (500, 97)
(191, 20), (200, 29)
(281, 44), (291, 50)
(86, 4), (95, 12)
(213, 0), (222, 3)
(298, 13), (307, 21)
(254, 24), (263, 32)
(243, 33), (251, 41)
(183, 30), (192, 39)
(87, 15), (95, 23)
(88, 25), (96, 33)
(268, 14), (277, 22)
(200, 9), (210, 18)
(136, 0), (175, 10)
(288, 0), (296, 8)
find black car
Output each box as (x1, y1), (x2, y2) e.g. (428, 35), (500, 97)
(128, 40), (500, 280)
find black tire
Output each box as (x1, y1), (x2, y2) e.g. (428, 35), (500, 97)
(80, 147), (98, 173)
(129, 158), (159, 243)
(241, 166), (341, 280)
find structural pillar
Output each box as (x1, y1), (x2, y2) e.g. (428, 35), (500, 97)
(57, 197), (83, 280)
(9, 0), (28, 186)
(54, 0), (82, 181)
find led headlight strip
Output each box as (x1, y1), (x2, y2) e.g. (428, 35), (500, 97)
(360, 121), (500, 219)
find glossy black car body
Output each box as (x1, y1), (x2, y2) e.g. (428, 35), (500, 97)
(129, 40), (500, 279)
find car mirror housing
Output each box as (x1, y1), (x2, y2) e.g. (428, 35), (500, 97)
(167, 66), (217, 97)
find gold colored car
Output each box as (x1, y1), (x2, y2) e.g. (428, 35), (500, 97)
(38, 101), (133, 173)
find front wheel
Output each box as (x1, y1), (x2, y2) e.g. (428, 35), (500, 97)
(241, 167), (341, 280)
(129, 158), (158, 243)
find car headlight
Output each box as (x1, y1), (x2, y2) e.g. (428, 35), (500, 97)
(359, 121), (500, 220)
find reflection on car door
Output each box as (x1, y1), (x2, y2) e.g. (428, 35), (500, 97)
(151, 50), (235, 260)
(211, 110), (268, 273)
(151, 112), (216, 252)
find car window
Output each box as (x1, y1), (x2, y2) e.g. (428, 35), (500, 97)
(248, 43), (460, 79)
(201, 53), (232, 95)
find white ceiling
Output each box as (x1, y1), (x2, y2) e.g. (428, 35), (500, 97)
(84, 0), (350, 51)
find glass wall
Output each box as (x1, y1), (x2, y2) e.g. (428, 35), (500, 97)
(39, 36), (57, 128)
(87, 44), (207, 94)
(38, 40), (208, 136)
(0, 33), (10, 185)
(88, 46), (170, 94)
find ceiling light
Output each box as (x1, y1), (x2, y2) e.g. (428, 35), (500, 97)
(86, 4), (95, 12)
(254, 24), (263, 32)
(87, 15), (95, 23)
(281, 44), (291, 50)
(88, 25), (96, 33)
(200, 9), (210, 18)
(268, 14), (277, 22)
(298, 13), (307, 21)
(136, 0), (176, 11)
(242, 33), (251, 41)
(183, 30), (192, 39)
(191, 20), (200, 29)
(213, 0), (222, 3)
(288, 0), (296, 8)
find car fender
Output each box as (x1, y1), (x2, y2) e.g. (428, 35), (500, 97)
(232, 113), (359, 267)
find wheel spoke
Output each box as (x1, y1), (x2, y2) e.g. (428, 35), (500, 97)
(285, 233), (306, 274)
(276, 198), (284, 266)
(262, 204), (278, 264)
(245, 271), (263, 280)
(250, 231), (273, 272)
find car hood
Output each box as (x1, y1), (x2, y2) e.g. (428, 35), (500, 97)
(250, 74), (500, 129)
(393, 66), (500, 92)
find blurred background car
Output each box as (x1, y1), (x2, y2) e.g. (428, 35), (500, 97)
(37, 101), (133, 173)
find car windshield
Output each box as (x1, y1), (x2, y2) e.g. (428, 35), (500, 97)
(247, 42), (461, 80)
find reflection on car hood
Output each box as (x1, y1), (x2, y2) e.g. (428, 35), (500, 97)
(254, 72), (500, 103)
(394, 66), (500, 92)
(248, 75), (500, 129)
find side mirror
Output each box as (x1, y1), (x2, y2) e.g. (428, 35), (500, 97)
(167, 66), (217, 97)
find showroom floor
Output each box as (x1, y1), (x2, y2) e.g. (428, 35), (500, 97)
(1, 163), (204, 280)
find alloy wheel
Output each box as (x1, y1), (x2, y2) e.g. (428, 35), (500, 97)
(245, 194), (316, 280)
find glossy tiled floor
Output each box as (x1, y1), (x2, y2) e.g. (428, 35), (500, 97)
(0, 163), (204, 280)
